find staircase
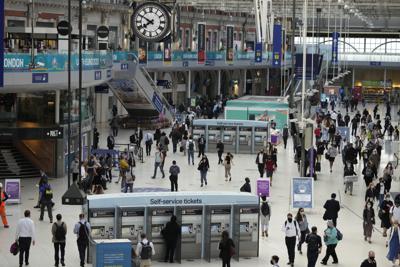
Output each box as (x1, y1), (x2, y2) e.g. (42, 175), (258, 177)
(0, 140), (40, 179)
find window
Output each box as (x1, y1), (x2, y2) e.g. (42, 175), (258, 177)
(212, 31), (218, 51)
(7, 20), (25, 27)
(185, 29), (190, 50)
(207, 31), (212, 51)
(386, 39), (400, 54)
(36, 21), (54, 28)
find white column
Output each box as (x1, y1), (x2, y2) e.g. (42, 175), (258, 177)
(55, 90), (60, 124)
(352, 68), (355, 88)
(154, 72), (157, 81)
(217, 70), (221, 96)
(187, 70), (191, 98)
(384, 68), (387, 91)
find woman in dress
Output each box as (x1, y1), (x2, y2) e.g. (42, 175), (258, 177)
(363, 201), (375, 243)
(295, 207), (309, 254)
(381, 193), (394, 237)
(387, 220), (400, 266)
(383, 162), (394, 193)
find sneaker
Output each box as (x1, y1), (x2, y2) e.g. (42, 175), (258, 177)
(205, 182), (207, 185)
(61, 261), (65, 267)
(4, 225), (9, 228)
(151, 176), (155, 179)
(321, 262), (327, 265)
(34, 205), (39, 209)
(332, 261), (339, 264)
(200, 184), (203, 187)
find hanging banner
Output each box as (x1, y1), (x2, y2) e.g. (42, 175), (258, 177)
(5, 179), (21, 204)
(138, 40), (148, 64)
(163, 38), (172, 64)
(226, 25), (234, 62)
(0, 1), (4, 87)
(291, 177), (314, 209)
(255, 42), (262, 63)
(197, 22), (206, 64)
(331, 32), (339, 64)
(272, 24), (282, 67)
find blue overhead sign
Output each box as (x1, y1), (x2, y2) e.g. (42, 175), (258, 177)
(32, 73), (48, 83)
(331, 32), (339, 64)
(272, 24), (282, 67)
(255, 42), (262, 63)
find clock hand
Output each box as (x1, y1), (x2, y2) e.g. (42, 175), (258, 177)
(144, 19), (155, 28)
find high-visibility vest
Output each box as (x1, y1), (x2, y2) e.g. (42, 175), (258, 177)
(0, 192), (5, 207)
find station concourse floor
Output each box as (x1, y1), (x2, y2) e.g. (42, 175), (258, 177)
(1, 105), (400, 267)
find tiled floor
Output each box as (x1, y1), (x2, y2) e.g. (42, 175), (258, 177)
(1, 104), (399, 267)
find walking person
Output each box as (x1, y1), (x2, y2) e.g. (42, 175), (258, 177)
(363, 201), (375, 243)
(281, 213), (300, 267)
(386, 220), (400, 266)
(144, 132), (154, 156)
(110, 117), (118, 137)
(381, 193), (393, 237)
(151, 147), (165, 179)
(296, 208), (310, 254)
(323, 193), (340, 227)
(320, 220), (339, 265)
(107, 134), (115, 150)
(52, 214), (67, 267)
(197, 134), (206, 157)
(39, 179), (53, 223)
(282, 124), (289, 149)
(216, 139), (224, 164)
(218, 230), (235, 267)
(124, 174), (135, 193)
(255, 149), (266, 177)
(0, 183), (9, 228)
(360, 251), (377, 267)
(260, 196), (271, 237)
(169, 161), (180, 192)
(186, 136), (196, 165)
(71, 157), (80, 182)
(161, 215), (181, 263)
(15, 210), (35, 267)
(326, 145), (338, 173)
(73, 213), (91, 267)
(136, 233), (155, 267)
(198, 155), (210, 187)
(305, 226), (322, 267)
(224, 152), (233, 181)
(34, 170), (48, 208)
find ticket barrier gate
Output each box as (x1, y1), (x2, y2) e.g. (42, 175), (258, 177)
(192, 125), (204, 144)
(147, 207), (175, 262)
(223, 127), (237, 154)
(87, 207), (116, 263)
(254, 127), (268, 151)
(177, 206), (203, 260)
(238, 206), (259, 257)
(116, 207), (146, 245)
(238, 127), (252, 154)
(207, 127), (221, 152)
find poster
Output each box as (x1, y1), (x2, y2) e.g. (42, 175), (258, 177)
(138, 40), (148, 64)
(257, 178), (270, 197)
(272, 24), (282, 67)
(337, 127), (350, 141)
(197, 22), (206, 64)
(291, 177), (313, 209)
(255, 42), (262, 63)
(94, 240), (131, 267)
(226, 25), (234, 62)
(163, 38), (172, 64)
(5, 179), (21, 204)
(331, 32), (339, 64)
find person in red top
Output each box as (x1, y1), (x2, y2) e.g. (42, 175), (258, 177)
(314, 126), (322, 143)
(0, 183), (9, 228)
(265, 156), (275, 186)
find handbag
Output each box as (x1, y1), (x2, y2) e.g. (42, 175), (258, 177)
(10, 241), (19, 256)
(325, 153), (329, 160)
(229, 245), (236, 257)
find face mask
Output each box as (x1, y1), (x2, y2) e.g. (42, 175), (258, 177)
(369, 256), (375, 261)
(300, 212), (305, 215)
(287, 218), (293, 222)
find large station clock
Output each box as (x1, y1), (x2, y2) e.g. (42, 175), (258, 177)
(131, 2), (171, 42)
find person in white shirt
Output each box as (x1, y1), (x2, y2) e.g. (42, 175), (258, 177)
(281, 213), (300, 267)
(136, 233), (155, 267)
(15, 210), (36, 267)
(73, 214), (91, 267)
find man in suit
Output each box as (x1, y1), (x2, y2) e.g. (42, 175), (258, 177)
(255, 149), (266, 177)
(323, 193), (341, 227)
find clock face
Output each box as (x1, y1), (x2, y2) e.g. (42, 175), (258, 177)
(132, 2), (171, 42)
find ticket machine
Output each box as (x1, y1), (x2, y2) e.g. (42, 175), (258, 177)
(209, 207), (231, 258)
(222, 127), (236, 153)
(148, 207), (175, 261)
(192, 125), (204, 143)
(117, 207), (145, 245)
(254, 127), (268, 151)
(207, 126), (221, 152)
(238, 206), (259, 257)
(238, 127), (252, 153)
(88, 208), (116, 240)
(180, 207), (203, 259)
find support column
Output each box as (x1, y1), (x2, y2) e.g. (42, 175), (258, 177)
(267, 68), (270, 94)
(187, 70), (192, 99)
(154, 72), (157, 81)
(352, 68), (355, 88)
(217, 70), (221, 96)
(55, 90), (60, 124)
(384, 68), (387, 91)
(243, 70), (247, 96)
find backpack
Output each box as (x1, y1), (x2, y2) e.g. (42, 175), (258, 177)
(78, 222), (89, 243)
(140, 241), (152, 260)
(364, 167), (373, 177)
(336, 228), (343, 241)
(44, 184), (53, 200)
(261, 202), (270, 216)
(188, 141), (194, 151)
(54, 222), (66, 241)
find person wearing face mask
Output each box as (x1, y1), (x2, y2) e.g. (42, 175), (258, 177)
(360, 251), (376, 267)
(380, 194), (393, 237)
(375, 178), (387, 208)
(320, 220), (339, 265)
(305, 226), (322, 267)
(368, 149), (380, 171)
(295, 208), (309, 254)
(270, 255), (280, 267)
(383, 162), (394, 193)
(386, 220), (400, 266)
(363, 201), (375, 244)
(281, 213), (300, 267)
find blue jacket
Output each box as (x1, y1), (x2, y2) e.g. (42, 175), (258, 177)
(324, 227), (338, 245)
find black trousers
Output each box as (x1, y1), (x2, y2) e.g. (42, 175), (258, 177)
(283, 137), (288, 148)
(258, 163), (264, 177)
(54, 242), (66, 265)
(112, 127), (118, 137)
(77, 241), (88, 266)
(332, 217), (337, 227)
(307, 250), (319, 267)
(73, 173), (78, 182)
(19, 237), (31, 266)
(285, 236), (296, 264)
(165, 242), (176, 263)
(146, 143), (152, 156)
(170, 175), (178, 192)
(321, 244), (338, 263)
(40, 200), (53, 221)
(222, 257), (231, 267)
(218, 151), (223, 164)
(298, 230), (307, 250)
(198, 145), (205, 157)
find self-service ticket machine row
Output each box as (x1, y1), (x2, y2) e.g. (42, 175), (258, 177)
(192, 119), (269, 154)
(86, 192), (260, 263)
